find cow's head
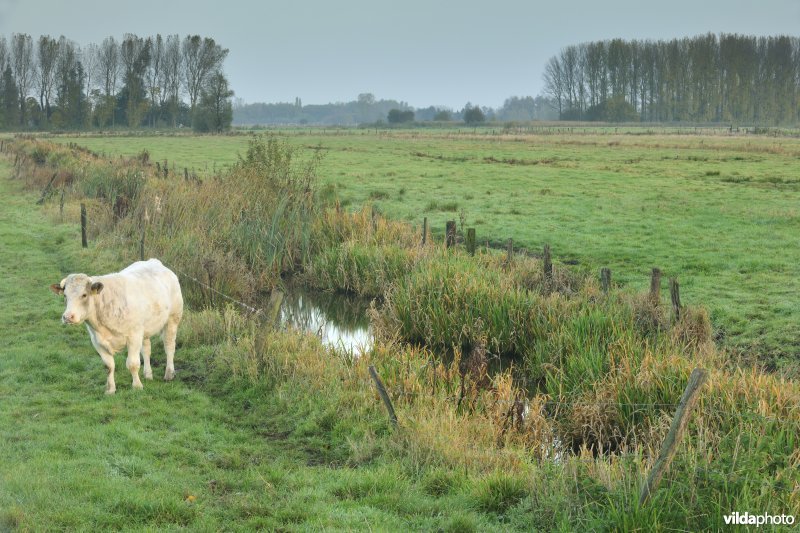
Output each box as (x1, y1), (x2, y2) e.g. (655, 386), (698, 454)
(50, 274), (104, 325)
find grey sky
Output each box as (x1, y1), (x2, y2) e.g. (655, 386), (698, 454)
(1, 0), (798, 109)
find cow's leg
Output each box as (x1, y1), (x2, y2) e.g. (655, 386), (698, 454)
(98, 349), (116, 395)
(126, 334), (144, 390)
(141, 337), (153, 380)
(163, 319), (178, 381)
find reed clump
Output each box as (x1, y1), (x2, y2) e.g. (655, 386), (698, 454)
(12, 135), (325, 305)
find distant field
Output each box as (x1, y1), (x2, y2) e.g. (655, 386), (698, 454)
(52, 129), (800, 369)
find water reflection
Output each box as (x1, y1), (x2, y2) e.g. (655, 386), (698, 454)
(279, 287), (373, 354)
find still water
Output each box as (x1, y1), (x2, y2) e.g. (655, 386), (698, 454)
(278, 286), (373, 354)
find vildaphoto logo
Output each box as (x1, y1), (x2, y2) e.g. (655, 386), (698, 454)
(723, 512), (795, 527)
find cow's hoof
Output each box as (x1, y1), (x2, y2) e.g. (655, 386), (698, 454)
(144, 371), (153, 380)
(164, 369), (175, 381)
(105, 389), (116, 395)
(132, 382), (144, 390)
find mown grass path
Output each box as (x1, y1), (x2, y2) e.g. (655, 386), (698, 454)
(0, 163), (509, 531)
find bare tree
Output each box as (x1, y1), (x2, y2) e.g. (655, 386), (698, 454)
(559, 45), (584, 117)
(163, 34), (181, 126)
(182, 35), (228, 125)
(81, 42), (98, 102)
(543, 56), (565, 117)
(35, 35), (58, 122)
(11, 33), (35, 125)
(0, 36), (8, 75)
(97, 37), (119, 97)
(55, 37), (78, 89)
(146, 34), (164, 126)
(96, 36), (119, 126)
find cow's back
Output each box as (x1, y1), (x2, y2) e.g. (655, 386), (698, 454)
(96, 259), (183, 337)
(120, 259), (182, 307)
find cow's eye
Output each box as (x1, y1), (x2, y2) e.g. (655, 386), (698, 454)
(82, 294), (87, 299)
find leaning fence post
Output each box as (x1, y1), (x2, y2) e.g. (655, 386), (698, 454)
(368, 365), (398, 427)
(639, 368), (708, 506)
(670, 278), (681, 321)
(650, 268), (662, 304)
(80, 203), (87, 248)
(422, 217), (427, 246)
(601, 267), (611, 293)
(36, 173), (58, 205)
(445, 220), (456, 248)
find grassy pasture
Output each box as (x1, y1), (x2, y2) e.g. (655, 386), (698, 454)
(4, 135), (799, 531)
(51, 129), (800, 371)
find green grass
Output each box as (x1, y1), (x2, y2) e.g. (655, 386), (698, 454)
(3, 138), (799, 530)
(0, 164), (513, 531)
(49, 129), (800, 371)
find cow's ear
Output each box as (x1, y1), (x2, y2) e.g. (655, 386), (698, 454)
(90, 282), (104, 294)
(50, 283), (65, 295)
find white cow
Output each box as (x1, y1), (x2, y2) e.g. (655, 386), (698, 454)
(50, 259), (183, 394)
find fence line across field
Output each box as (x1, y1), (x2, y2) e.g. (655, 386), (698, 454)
(34, 159), (790, 419)
(38, 147), (687, 323)
(73, 210), (792, 420)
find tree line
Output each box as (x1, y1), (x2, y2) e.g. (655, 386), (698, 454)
(233, 94), (557, 126)
(543, 33), (800, 124)
(0, 33), (234, 132)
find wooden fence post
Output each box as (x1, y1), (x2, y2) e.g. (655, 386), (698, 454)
(422, 217), (427, 246)
(543, 244), (553, 280)
(266, 289), (284, 328)
(506, 238), (513, 263)
(59, 186), (65, 222)
(670, 278), (681, 321)
(650, 268), (662, 304)
(184, 167), (189, 180)
(601, 268), (611, 293)
(639, 368), (708, 505)
(466, 228), (476, 256)
(368, 365), (398, 427)
(80, 203), (87, 248)
(445, 220), (456, 248)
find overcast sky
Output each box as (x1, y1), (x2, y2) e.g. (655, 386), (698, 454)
(1, 0), (798, 109)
